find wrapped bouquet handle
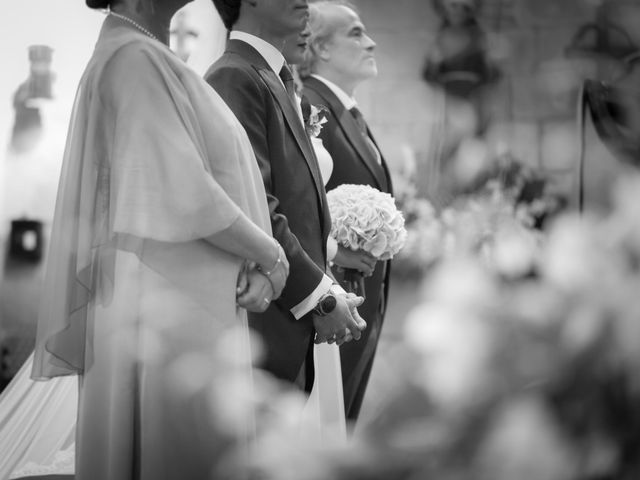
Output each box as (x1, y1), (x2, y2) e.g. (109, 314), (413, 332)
(335, 266), (366, 297)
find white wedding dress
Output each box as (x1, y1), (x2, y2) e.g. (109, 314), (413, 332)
(299, 137), (347, 441)
(0, 333), (346, 479)
(0, 343), (346, 478)
(0, 353), (76, 478)
(0, 347), (346, 478)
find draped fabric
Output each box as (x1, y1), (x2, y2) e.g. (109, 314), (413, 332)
(0, 353), (76, 479)
(311, 136), (334, 184)
(29, 16), (271, 480)
(298, 140), (347, 441)
(0, 16), (349, 479)
(300, 344), (348, 442)
(32, 18), (270, 380)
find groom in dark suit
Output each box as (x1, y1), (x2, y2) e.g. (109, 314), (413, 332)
(300, 0), (393, 422)
(205, 0), (366, 392)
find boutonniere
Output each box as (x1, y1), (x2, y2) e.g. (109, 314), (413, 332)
(303, 103), (328, 138)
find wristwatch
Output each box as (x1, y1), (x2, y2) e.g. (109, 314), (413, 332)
(312, 291), (337, 316)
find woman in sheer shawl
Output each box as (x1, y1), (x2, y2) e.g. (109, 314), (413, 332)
(22, 0), (289, 478)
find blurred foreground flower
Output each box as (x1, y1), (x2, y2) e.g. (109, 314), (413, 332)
(394, 176), (545, 280)
(181, 172), (640, 480)
(356, 174), (640, 480)
(245, 173), (640, 480)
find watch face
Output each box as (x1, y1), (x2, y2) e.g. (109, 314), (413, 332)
(321, 294), (337, 314)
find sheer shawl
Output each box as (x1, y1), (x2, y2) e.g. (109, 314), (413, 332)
(32, 18), (271, 380)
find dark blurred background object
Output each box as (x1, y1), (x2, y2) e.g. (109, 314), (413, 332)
(8, 219), (43, 263)
(423, 0), (502, 100)
(26, 45), (54, 101)
(9, 45), (54, 154)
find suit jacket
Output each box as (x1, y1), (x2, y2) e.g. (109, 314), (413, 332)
(205, 40), (332, 385)
(303, 76), (393, 324)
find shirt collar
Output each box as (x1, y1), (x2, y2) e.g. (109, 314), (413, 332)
(230, 31), (285, 75)
(311, 74), (357, 110)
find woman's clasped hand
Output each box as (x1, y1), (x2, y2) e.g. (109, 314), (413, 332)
(237, 241), (290, 312)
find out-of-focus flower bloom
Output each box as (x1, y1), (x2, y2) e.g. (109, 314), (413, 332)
(421, 257), (499, 309)
(232, 170), (640, 480)
(539, 213), (623, 292)
(477, 398), (579, 480)
(404, 301), (496, 411)
(490, 223), (540, 278)
(452, 136), (491, 187)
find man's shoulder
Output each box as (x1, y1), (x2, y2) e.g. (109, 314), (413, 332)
(204, 51), (255, 80)
(303, 78), (341, 110)
(302, 76), (326, 97)
(203, 56), (271, 105)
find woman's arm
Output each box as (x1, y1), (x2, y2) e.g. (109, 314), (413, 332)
(205, 214), (289, 297)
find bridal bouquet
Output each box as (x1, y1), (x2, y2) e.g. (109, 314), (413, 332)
(326, 184), (407, 295)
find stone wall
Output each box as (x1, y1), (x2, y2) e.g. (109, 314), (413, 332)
(353, 0), (638, 207)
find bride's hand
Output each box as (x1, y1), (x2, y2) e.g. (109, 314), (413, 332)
(257, 241), (289, 299)
(237, 266), (275, 313)
(236, 260), (252, 297)
(333, 245), (377, 277)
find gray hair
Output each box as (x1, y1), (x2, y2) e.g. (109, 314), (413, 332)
(298, 0), (358, 79)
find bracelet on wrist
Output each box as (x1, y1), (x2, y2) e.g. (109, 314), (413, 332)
(259, 242), (284, 277)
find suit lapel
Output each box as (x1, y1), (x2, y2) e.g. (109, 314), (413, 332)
(258, 69), (326, 207)
(225, 41), (326, 207)
(339, 109), (390, 192)
(305, 77), (389, 192)
(366, 127), (393, 195)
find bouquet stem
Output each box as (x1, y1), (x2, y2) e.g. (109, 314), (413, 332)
(340, 268), (366, 299)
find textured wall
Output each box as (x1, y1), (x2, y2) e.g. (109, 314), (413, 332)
(352, 0), (639, 207)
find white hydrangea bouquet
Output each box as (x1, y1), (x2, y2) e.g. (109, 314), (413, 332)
(326, 184), (407, 295)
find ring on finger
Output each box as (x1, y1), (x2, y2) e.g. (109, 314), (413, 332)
(263, 297), (270, 304)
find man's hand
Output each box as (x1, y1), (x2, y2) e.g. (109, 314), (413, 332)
(313, 293), (366, 346)
(236, 264), (275, 313)
(333, 246), (377, 277)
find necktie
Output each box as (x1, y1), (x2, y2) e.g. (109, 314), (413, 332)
(279, 64), (297, 106)
(349, 106), (368, 137)
(350, 106), (381, 164)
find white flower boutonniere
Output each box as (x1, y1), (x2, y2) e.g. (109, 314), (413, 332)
(305, 104), (328, 138)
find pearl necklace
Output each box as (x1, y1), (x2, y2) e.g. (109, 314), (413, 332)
(109, 11), (158, 42)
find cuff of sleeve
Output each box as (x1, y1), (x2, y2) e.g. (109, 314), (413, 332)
(330, 283), (347, 296)
(290, 274), (334, 320)
(326, 236), (338, 263)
